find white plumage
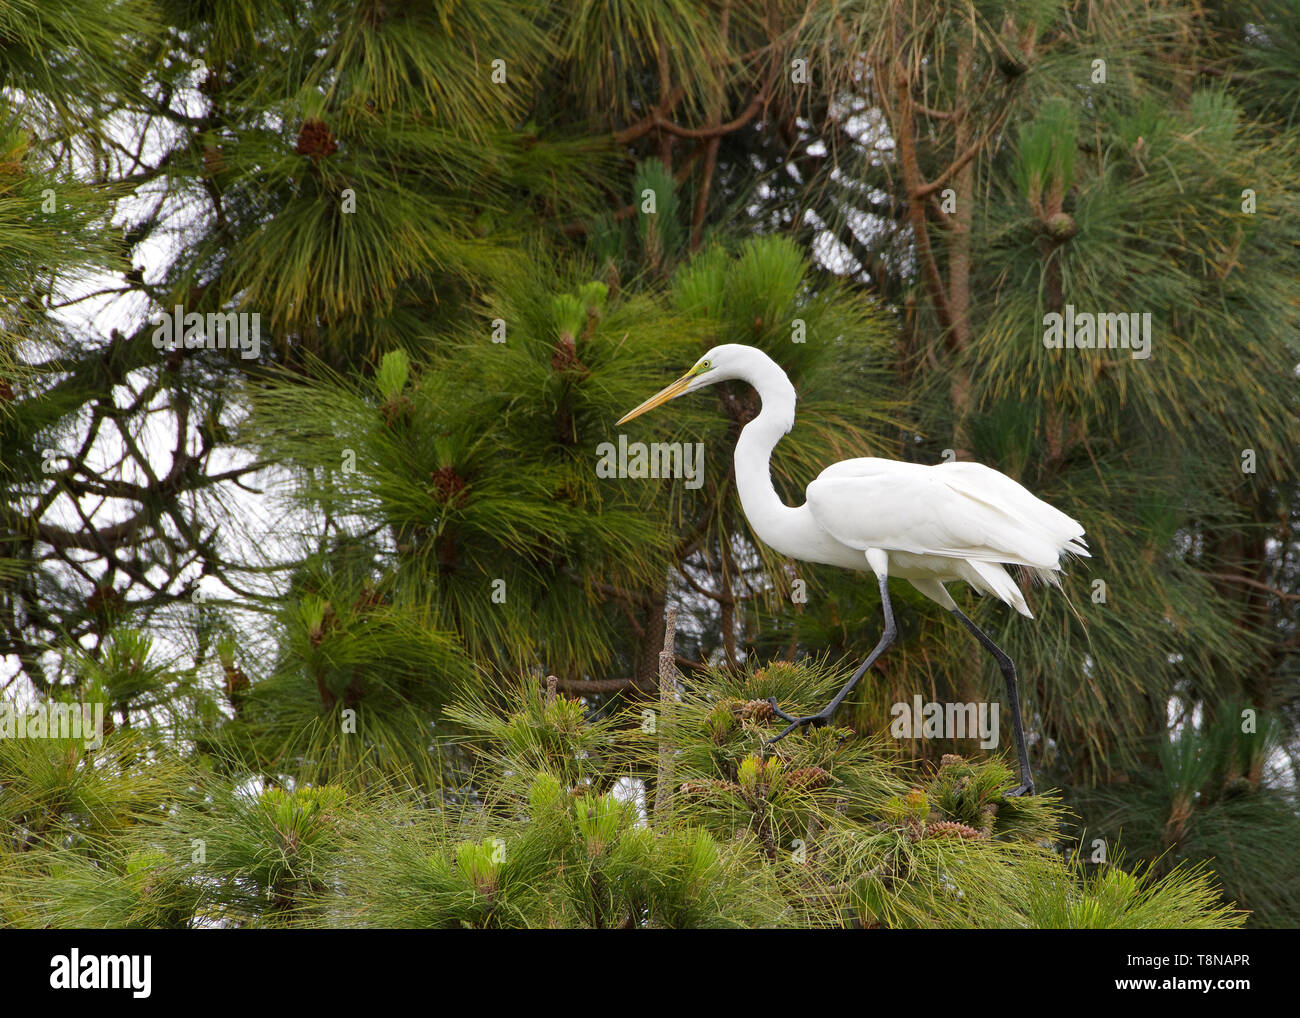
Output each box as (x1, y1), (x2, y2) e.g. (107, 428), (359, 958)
(805, 457), (1088, 616)
(617, 342), (1088, 795)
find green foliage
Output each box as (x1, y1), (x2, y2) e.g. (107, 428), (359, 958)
(1, 668), (1244, 928)
(634, 158), (684, 276)
(1, 0), (1294, 930)
(219, 542), (477, 789)
(1071, 709), (1300, 927)
(1015, 96), (1078, 205)
(1022, 859), (1243, 930)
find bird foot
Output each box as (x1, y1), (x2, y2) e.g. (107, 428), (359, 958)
(1003, 782), (1035, 798)
(765, 697), (834, 744)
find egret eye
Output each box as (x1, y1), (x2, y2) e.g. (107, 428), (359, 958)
(699, 359), (711, 370)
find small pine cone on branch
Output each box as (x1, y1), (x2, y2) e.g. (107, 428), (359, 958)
(924, 820), (988, 841)
(738, 700), (774, 722)
(786, 766), (832, 791)
(295, 119), (338, 161)
(429, 466), (468, 506)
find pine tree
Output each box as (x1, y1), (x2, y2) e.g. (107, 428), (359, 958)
(1, 0), (1295, 928)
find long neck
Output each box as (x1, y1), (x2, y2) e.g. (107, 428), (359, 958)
(732, 361), (803, 550)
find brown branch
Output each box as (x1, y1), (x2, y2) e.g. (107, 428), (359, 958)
(912, 101), (1014, 200)
(34, 512), (152, 552)
(677, 560), (734, 605)
(648, 94), (765, 140)
(690, 134), (721, 252)
(945, 38), (977, 458)
(1201, 573), (1300, 601)
(890, 61), (951, 334)
(551, 676), (656, 695)
(613, 86), (687, 144)
(914, 102), (957, 120)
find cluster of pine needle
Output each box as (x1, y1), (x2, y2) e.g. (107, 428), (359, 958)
(0, 663), (1242, 929)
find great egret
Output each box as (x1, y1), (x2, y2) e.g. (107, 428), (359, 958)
(617, 344), (1088, 797)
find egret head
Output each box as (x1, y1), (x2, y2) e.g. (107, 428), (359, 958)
(616, 345), (740, 425)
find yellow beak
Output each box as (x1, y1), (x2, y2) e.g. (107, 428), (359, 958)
(616, 371), (696, 425)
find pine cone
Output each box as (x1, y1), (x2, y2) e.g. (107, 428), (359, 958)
(787, 766), (832, 790)
(738, 699), (775, 722)
(429, 466), (468, 506)
(295, 119), (338, 161)
(924, 820), (987, 841)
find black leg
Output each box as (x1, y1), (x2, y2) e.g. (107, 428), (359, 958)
(767, 572), (896, 744)
(951, 607), (1035, 797)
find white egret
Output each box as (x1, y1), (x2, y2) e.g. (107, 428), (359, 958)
(617, 344), (1088, 796)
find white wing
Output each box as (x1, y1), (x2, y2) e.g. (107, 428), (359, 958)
(806, 458), (1088, 569)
